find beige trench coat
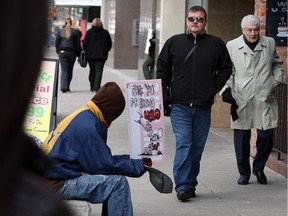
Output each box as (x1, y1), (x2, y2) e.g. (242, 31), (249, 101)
(224, 35), (284, 130)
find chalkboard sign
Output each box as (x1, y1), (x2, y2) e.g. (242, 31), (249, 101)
(266, 0), (287, 46)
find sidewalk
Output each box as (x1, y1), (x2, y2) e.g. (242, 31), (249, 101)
(44, 48), (287, 216)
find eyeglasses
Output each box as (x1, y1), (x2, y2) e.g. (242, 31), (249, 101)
(245, 28), (260, 34)
(187, 17), (205, 23)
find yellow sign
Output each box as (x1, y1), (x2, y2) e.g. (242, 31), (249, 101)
(24, 59), (59, 142)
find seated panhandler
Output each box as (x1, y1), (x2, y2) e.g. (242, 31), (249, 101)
(40, 82), (152, 216)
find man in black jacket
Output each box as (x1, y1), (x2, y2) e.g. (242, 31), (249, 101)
(156, 5), (232, 201)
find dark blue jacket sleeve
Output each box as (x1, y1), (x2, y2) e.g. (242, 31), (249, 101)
(77, 121), (145, 178)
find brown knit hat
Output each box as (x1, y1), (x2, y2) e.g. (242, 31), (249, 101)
(91, 82), (125, 126)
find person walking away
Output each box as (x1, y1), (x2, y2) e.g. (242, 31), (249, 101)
(83, 18), (112, 92)
(72, 20), (83, 43)
(221, 14), (284, 185)
(156, 5), (232, 201)
(142, 31), (156, 79)
(55, 17), (81, 93)
(40, 82), (153, 216)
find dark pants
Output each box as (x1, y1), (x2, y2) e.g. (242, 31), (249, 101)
(142, 54), (154, 79)
(234, 129), (273, 179)
(58, 51), (77, 91)
(88, 59), (106, 92)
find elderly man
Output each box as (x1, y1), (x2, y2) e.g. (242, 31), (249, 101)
(222, 14), (284, 185)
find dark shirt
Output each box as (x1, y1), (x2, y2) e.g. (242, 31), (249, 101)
(243, 35), (259, 51)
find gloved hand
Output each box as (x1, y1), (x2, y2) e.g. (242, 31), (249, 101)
(164, 103), (171, 117)
(222, 88), (236, 105)
(222, 88), (239, 121)
(163, 87), (171, 117)
(231, 104), (239, 121)
(142, 158), (153, 167)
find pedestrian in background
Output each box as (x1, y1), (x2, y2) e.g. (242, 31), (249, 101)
(72, 20), (83, 42)
(142, 31), (156, 79)
(221, 14), (284, 185)
(83, 18), (112, 92)
(41, 82), (152, 216)
(156, 5), (232, 201)
(55, 17), (81, 93)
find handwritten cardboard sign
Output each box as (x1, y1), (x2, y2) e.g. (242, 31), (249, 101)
(125, 79), (165, 162)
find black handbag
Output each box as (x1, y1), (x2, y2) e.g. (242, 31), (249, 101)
(79, 50), (87, 68)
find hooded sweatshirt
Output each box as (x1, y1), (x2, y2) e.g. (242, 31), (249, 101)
(41, 82), (145, 190)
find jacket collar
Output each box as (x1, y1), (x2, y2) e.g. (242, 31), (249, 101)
(237, 35), (267, 54)
(186, 31), (207, 40)
(86, 101), (109, 127)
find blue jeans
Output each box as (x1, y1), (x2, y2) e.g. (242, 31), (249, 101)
(170, 104), (211, 193)
(58, 174), (133, 216)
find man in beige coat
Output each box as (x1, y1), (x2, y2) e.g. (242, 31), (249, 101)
(221, 15), (284, 185)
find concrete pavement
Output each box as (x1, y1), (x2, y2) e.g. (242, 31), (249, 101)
(44, 48), (287, 216)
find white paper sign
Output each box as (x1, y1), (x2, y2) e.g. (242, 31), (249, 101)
(125, 79), (165, 162)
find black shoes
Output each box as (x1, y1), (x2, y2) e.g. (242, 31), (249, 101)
(253, 170), (267, 184)
(177, 189), (196, 201)
(237, 176), (249, 185)
(61, 89), (70, 93)
(237, 171), (267, 185)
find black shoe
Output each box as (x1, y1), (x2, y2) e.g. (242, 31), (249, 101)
(237, 177), (249, 185)
(61, 89), (70, 93)
(190, 190), (196, 198)
(177, 189), (195, 201)
(253, 170), (267, 184)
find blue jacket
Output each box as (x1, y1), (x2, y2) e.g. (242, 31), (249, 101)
(41, 101), (145, 180)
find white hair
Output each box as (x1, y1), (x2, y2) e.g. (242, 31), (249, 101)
(241, 15), (260, 29)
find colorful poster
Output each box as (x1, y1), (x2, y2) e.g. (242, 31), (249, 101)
(24, 59), (59, 142)
(125, 79), (165, 162)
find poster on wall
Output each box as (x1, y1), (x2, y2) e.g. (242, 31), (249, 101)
(24, 58), (59, 143)
(266, 0), (287, 46)
(125, 79), (165, 162)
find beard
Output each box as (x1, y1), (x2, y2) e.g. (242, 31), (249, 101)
(189, 25), (205, 34)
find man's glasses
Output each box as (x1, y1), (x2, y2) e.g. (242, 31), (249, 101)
(245, 28), (260, 34)
(187, 17), (205, 23)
